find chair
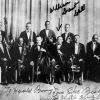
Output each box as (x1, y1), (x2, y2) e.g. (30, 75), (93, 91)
(70, 56), (84, 85)
(71, 64), (83, 85)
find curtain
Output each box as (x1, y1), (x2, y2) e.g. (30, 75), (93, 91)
(0, 0), (100, 45)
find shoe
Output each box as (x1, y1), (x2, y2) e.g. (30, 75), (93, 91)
(50, 81), (54, 85)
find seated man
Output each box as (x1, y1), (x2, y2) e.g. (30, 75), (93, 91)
(13, 37), (29, 83)
(0, 34), (10, 85)
(86, 34), (100, 82)
(30, 36), (48, 83)
(71, 34), (85, 84)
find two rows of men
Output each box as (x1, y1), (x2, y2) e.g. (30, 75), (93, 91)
(0, 21), (100, 85)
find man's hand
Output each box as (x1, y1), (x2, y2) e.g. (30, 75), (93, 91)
(3, 58), (7, 61)
(94, 55), (100, 60)
(40, 48), (46, 52)
(30, 61), (34, 66)
(18, 59), (23, 63)
(30, 42), (34, 47)
(79, 59), (83, 62)
(58, 50), (62, 55)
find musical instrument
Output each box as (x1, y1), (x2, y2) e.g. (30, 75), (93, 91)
(0, 67), (1, 83)
(17, 43), (26, 81)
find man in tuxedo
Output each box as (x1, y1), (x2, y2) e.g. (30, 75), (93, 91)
(0, 34), (10, 85)
(61, 24), (75, 45)
(20, 22), (36, 47)
(30, 36), (47, 82)
(39, 20), (56, 43)
(72, 34), (85, 84)
(13, 37), (29, 83)
(86, 34), (100, 82)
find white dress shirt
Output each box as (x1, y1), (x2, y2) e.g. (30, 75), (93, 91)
(93, 42), (96, 52)
(46, 30), (49, 37)
(75, 43), (79, 54)
(19, 46), (22, 54)
(26, 30), (31, 40)
(0, 43), (4, 53)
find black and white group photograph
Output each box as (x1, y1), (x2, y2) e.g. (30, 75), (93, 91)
(0, 0), (100, 100)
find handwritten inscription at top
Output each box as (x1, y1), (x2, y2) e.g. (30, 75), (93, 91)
(50, 1), (70, 13)
(50, 1), (85, 17)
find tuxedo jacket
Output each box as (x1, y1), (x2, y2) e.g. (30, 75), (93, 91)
(61, 32), (75, 44)
(73, 43), (85, 60)
(63, 42), (74, 61)
(0, 31), (6, 41)
(39, 29), (56, 43)
(30, 44), (45, 62)
(0, 42), (9, 66)
(20, 31), (36, 45)
(86, 41), (100, 61)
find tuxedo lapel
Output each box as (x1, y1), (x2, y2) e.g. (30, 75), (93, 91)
(25, 31), (28, 40)
(44, 29), (46, 37)
(94, 42), (97, 51)
(64, 33), (66, 41)
(90, 42), (93, 51)
(0, 47), (4, 54)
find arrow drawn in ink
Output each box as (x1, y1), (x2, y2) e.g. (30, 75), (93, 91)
(56, 18), (62, 31)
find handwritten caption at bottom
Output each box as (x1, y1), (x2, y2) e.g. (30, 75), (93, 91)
(1, 85), (100, 100)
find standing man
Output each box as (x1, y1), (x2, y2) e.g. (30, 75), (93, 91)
(86, 34), (100, 82)
(61, 24), (74, 45)
(39, 20), (56, 43)
(20, 22), (36, 47)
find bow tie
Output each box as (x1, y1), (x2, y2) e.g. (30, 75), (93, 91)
(18, 45), (23, 47)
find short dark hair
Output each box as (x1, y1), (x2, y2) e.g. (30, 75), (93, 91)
(92, 34), (98, 40)
(65, 24), (70, 27)
(57, 36), (62, 40)
(26, 22), (31, 26)
(36, 35), (42, 39)
(75, 34), (80, 37)
(45, 20), (50, 25)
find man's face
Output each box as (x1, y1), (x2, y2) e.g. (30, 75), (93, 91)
(45, 22), (50, 30)
(26, 23), (31, 31)
(19, 38), (23, 45)
(37, 37), (42, 45)
(93, 35), (98, 42)
(65, 24), (70, 32)
(0, 22), (2, 31)
(75, 35), (80, 43)
(66, 36), (71, 43)
(58, 37), (63, 44)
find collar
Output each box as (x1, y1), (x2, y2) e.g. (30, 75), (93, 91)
(26, 30), (30, 33)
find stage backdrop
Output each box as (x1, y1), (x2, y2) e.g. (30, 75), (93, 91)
(0, 0), (100, 45)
